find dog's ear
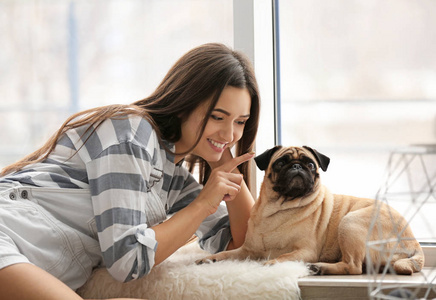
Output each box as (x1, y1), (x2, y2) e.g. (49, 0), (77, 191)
(254, 146), (282, 171)
(303, 146), (330, 172)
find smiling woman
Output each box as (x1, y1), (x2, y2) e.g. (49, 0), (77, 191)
(0, 43), (260, 300)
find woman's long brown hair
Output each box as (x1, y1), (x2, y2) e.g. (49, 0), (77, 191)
(1, 43), (260, 189)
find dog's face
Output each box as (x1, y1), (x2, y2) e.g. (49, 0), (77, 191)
(255, 146), (330, 201)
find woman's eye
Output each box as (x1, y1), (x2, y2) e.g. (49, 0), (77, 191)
(308, 162), (316, 170)
(236, 120), (247, 125)
(211, 115), (223, 121)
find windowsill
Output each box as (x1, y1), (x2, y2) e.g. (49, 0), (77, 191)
(298, 245), (436, 299)
(299, 267), (435, 287)
(298, 267), (435, 299)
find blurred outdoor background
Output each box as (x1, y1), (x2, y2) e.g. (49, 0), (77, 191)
(1, 0), (435, 241)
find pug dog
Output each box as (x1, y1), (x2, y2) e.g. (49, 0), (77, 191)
(196, 146), (425, 275)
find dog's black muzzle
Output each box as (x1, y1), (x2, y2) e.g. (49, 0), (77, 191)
(272, 164), (314, 199)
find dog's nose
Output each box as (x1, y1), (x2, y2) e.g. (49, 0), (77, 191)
(292, 164), (302, 170)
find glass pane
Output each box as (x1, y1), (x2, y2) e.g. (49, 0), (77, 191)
(0, 0), (233, 168)
(278, 0), (436, 242)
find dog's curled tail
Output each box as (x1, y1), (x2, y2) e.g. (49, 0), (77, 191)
(393, 248), (425, 275)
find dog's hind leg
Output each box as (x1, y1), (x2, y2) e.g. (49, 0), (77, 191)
(310, 238), (365, 275)
(310, 261), (361, 275)
(311, 211), (369, 275)
(391, 247), (425, 275)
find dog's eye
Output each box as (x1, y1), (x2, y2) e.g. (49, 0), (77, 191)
(274, 161), (285, 170)
(308, 162), (316, 170)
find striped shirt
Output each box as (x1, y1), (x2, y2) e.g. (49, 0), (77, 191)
(1, 115), (232, 282)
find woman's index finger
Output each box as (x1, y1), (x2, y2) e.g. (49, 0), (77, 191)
(220, 152), (255, 173)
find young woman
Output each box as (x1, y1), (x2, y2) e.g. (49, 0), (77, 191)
(0, 43), (260, 300)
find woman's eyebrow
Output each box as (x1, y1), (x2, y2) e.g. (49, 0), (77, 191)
(213, 108), (250, 118)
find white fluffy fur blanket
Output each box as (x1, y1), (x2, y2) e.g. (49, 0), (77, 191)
(77, 242), (309, 299)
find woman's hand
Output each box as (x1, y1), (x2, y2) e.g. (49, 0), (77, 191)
(207, 148), (256, 249)
(195, 151), (254, 216)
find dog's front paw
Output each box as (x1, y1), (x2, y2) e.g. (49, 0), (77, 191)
(307, 263), (322, 275)
(264, 259), (278, 266)
(195, 255), (219, 265)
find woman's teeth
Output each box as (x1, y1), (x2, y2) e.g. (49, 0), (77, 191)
(209, 139), (226, 149)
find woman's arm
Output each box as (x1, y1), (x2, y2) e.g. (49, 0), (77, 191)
(153, 151), (254, 264)
(208, 149), (255, 250)
(225, 176), (254, 249)
(152, 199), (209, 265)
(0, 263), (143, 300)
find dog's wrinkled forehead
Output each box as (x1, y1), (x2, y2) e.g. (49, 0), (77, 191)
(271, 147), (317, 166)
(254, 145), (330, 171)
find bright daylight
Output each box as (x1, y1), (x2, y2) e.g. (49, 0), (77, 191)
(0, 1), (435, 299)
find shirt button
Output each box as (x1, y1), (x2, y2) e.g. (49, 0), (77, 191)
(9, 192), (16, 200)
(21, 190), (28, 199)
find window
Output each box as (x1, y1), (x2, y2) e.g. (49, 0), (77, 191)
(0, 0), (233, 168)
(237, 1), (436, 296)
(276, 0), (436, 243)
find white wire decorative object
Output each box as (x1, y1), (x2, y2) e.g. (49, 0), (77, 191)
(366, 145), (436, 299)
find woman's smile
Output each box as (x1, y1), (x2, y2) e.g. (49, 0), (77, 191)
(207, 138), (228, 152)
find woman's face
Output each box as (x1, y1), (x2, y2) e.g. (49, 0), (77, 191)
(175, 86), (251, 163)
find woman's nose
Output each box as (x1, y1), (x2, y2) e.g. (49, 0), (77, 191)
(219, 123), (234, 143)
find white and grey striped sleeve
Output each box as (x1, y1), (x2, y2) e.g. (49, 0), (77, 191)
(72, 117), (162, 282)
(197, 204), (232, 253)
(86, 142), (158, 282)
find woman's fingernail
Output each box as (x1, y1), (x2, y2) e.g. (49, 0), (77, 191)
(248, 151), (255, 155)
